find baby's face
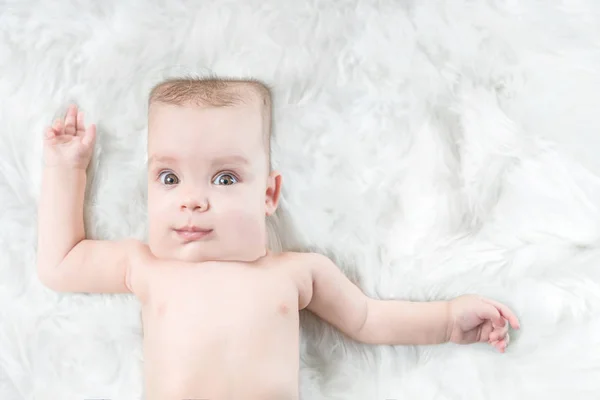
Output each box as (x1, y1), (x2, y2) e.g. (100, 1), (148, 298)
(146, 102), (280, 263)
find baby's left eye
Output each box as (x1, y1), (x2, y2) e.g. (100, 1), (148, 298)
(213, 173), (238, 186)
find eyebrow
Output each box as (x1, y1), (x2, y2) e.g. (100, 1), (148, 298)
(147, 154), (250, 167)
(211, 155), (250, 167)
(147, 155), (178, 166)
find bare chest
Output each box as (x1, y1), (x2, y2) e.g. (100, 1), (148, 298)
(142, 263), (300, 330)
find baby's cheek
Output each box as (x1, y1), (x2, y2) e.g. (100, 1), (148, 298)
(222, 205), (265, 240)
(147, 196), (174, 250)
(147, 202), (167, 233)
(223, 208), (261, 233)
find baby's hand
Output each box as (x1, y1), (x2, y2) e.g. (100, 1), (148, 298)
(448, 294), (520, 353)
(43, 104), (96, 169)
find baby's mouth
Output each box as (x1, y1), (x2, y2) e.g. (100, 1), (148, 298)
(173, 226), (213, 242)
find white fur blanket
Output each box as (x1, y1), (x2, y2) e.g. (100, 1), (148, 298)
(1, 1), (600, 399)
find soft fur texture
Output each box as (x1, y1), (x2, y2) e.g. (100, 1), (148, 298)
(1, 1), (600, 399)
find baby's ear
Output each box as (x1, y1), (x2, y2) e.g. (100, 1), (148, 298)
(265, 170), (282, 216)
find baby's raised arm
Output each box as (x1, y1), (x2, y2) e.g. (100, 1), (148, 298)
(37, 105), (142, 295)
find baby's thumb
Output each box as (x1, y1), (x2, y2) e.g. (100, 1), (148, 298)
(82, 124), (96, 147)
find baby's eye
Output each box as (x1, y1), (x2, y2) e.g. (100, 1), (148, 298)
(158, 171), (180, 185)
(213, 173), (238, 186)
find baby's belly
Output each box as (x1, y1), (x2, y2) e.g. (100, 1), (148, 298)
(141, 266), (300, 400)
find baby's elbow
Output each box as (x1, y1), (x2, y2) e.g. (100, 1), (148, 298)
(352, 298), (378, 344)
(37, 264), (65, 292)
(37, 257), (73, 292)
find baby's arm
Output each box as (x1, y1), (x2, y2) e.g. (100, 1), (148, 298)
(305, 253), (448, 344)
(306, 254), (519, 350)
(37, 105), (141, 294)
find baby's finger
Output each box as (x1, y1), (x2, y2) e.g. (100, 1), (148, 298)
(479, 303), (504, 327)
(51, 119), (63, 135)
(64, 104), (77, 135)
(44, 126), (56, 139)
(82, 123), (96, 147)
(480, 320), (494, 343)
(489, 338), (503, 351)
(76, 111), (86, 136)
(489, 331), (500, 342)
(495, 339), (508, 353)
(482, 298), (520, 329)
(489, 324), (508, 342)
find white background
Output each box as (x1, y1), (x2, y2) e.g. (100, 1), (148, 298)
(1, 1), (600, 399)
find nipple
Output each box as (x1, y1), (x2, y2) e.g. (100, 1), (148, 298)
(278, 303), (290, 315)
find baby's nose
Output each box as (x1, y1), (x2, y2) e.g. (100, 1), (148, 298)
(180, 196), (209, 212)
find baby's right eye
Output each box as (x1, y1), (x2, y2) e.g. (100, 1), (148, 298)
(158, 171), (180, 185)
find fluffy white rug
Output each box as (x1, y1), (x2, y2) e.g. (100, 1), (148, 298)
(1, 0), (600, 399)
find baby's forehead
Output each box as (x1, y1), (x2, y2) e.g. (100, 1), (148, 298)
(149, 103), (263, 137)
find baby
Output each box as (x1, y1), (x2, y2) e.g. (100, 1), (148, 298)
(37, 78), (520, 400)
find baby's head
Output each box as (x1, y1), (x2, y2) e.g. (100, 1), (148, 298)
(146, 77), (281, 263)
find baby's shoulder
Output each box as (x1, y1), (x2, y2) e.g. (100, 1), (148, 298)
(268, 250), (332, 266)
(123, 239), (156, 302)
(126, 238), (152, 256)
(260, 251), (329, 308)
(260, 250), (320, 269)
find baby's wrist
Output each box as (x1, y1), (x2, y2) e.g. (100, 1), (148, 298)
(43, 159), (90, 171)
(443, 300), (455, 343)
(42, 164), (88, 183)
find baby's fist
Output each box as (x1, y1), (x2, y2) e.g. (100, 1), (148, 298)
(448, 294), (520, 353)
(43, 104), (96, 169)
